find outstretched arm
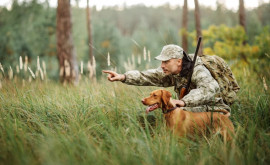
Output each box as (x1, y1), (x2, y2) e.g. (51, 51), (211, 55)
(123, 67), (173, 87)
(103, 67), (173, 87)
(102, 70), (126, 82)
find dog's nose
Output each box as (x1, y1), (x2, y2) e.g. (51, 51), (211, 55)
(141, 99), (145, 104)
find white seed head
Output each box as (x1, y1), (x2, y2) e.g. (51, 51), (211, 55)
(80, 61), (83, 74)
(263, 77), (268, 91)
(59, 66), (64, 77)
(37, 56), (41, 70)
(28, 76), (32, 82)
(64, 60), (70, 77)
(65, 67), (70, 77)
(138, 55), (141, 65)
(89, 68), (93, 78)
(148, 50), (151, 62)
(89, 65), (93, 78)
(93, 56), (96, 67)
(35, 69), (39, 77)
(125, 57), (135, 71)
(16, 65), (20, 73)
(24, 56), (28, 72)
(42, 61), (46, 76)
(107, 52), (111, 66)
(25, 56), (28, 63)
(87, 61), (93, 78)
(39, 68), (44, 80)
(8, 66), (13, 80)
(93, 56), (96, 76)
(28, 67), (36, 79)
(243, 68), (246, 77)
(143, 47), (147, 61)
(87, 61), (91, 71)
(19, 56), (23, 70)
(0, 63), (4, 73)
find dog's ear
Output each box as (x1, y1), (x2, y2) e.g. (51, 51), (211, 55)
(161, 90), (172, 106)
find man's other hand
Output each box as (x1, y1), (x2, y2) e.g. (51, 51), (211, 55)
(171, 99), (185, 107)
(102, 70), (126, 82)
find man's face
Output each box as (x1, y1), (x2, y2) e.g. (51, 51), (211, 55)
(161, 58), (182, 75)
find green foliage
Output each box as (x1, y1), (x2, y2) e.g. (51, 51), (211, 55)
(0, 0), (56, 68)
(0, 1), (270, 78)
(249, 26), (270, 74)
(202, 25), (255, 60)
(254, 26), (270, 58)
(255, 3), (270, 26)
(91, 20), (122, 76)
(200, 25), (270, 75)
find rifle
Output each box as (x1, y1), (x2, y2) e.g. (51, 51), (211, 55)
(179, 37), (202, 99)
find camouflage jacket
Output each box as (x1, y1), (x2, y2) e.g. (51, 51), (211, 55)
(123, 55), (230, 111)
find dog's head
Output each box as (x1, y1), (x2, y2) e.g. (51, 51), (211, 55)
(141, 89), (173, 114)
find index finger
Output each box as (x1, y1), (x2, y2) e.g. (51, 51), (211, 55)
(102, 70), (114, 74)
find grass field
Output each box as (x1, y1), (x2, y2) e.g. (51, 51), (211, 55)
(0, 70), (269, 165)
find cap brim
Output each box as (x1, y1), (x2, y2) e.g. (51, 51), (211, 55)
(155, 55), (170, 61)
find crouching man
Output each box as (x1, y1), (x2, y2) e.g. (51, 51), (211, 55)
(103, 44), (231, 113)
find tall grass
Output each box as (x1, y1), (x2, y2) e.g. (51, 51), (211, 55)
(0, 68), (269, 165)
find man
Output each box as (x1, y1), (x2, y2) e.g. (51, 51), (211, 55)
(103, 45), (231, 112)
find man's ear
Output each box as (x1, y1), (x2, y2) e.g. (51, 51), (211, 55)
(177, 59), (182, 66)
(161, 90), (172, 106)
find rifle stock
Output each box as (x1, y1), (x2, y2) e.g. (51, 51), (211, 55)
(179, 86), (187, 99)
(179, 37), (202, 99)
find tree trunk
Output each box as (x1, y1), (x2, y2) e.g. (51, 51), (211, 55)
(86, 0), (96, 80)
(57, 0), (78, 84)
(239, 0), (248, 62)
(182, 0), (188, 52)
(239, 0), (247, 45)
(87, 0), (94, 64)
(194, 0), (203, 56)
(239, 0), (246, 32)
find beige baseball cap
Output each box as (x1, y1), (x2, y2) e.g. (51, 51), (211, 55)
(155, 44), (184, 61)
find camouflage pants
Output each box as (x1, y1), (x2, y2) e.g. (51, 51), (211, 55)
(182, 101), (231, 113)
(182, 96), (231, 112)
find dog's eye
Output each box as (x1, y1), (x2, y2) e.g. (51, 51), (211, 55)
(153, 94), (157, 97)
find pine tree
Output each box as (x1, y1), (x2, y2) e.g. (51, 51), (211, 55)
(182, 0), (188, 52)
(56, 0), (78, 84)
(194, 0), (203, 56)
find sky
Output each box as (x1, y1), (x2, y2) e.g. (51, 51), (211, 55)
(0, 0), (269, 11)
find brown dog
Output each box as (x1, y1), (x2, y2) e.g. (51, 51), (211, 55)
(141, 89), (235, 141)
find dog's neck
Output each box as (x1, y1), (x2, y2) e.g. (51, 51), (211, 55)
(169, 98), (176, 108)
(162, 98), (176, 112)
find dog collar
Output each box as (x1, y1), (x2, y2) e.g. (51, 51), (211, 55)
(162, 107), (177, 114)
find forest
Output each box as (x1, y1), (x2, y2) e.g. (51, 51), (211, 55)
(0, 0), (270, 165)
(0, 0), (269, 78)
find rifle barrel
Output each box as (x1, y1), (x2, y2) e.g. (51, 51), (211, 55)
(186, 37), (202, 91)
